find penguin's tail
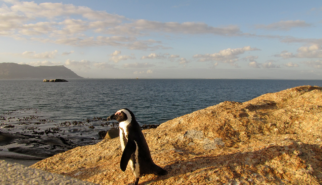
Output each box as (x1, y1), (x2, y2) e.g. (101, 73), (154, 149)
(151, 164), (168, 176)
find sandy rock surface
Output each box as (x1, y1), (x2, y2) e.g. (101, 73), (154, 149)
(0, 160), (96, 185)
(32, 85), (322, 184)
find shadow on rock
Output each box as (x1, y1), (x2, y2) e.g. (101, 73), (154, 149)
(144, 140), (322, 184)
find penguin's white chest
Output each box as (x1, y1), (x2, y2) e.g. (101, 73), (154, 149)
(119, 121), (129, 151)
(118, 121), (140, 177)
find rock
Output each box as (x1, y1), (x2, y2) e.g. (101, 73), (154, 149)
(43, 79), (68, 82)
(0, 132), (16, 145)
(8, 147), (58, 158)
(54, 79), (68, 82)
(141, 124), (159, 129)
(104, 128), (119, 139)
(98, 131), (107, 139)
(32, 86), (322, 184)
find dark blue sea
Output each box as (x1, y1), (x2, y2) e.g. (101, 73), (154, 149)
(1, 79), (322, 125)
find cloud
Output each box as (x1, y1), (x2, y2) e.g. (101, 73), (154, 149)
(303, 60), (322, 69)
(280, 37), (322, 45)
(0, 1), (246, 51)
(274, 51), (296, 59)
(262, 61), (280, 69)
(13, 50), (58, 59)
(123, 62), (154, 68)
(285, 62), (299, 67)
(62, 51), (74, 56)
(64, 59), (115, 69)
(111, 50), (121, 56)
(9, 1), (124, 21)
(194, 46), (259, 65)
(65, 59), (92, 69)
(18, 60), (59, 66)
(50, 36), (162, 50)
(93, 62), (115, 69)
(106, 19), (242, 36)
(53, 19), (89, 35)
(255, 20), (312, 31)
(248, 61), (261, 68)
(178, 58), (189, 65)
(126, 40), (167, 50)
(141, 53), (167, 59)
(242, 55), (258, 62)
(297, 44), (322, 58)
(247, 60), (280, 69)
(275, 44), (322, 59)
(19, 22), (55, 35)
(169, 54), (179, 58)
(2, 0), (20, 4)
(134, 69), (153, 75)
(109, 50), (135, 63)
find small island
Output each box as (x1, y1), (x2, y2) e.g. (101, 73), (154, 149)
(43, 79), (68, 82)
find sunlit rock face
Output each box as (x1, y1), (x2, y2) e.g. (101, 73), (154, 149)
(32, 86), (322, 185)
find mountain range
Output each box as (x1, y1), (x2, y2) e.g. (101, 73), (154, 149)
(0, 63), (82, 79)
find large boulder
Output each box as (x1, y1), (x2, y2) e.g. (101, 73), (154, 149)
(104, 128), (119, 139)
(32, 86), (322, 184)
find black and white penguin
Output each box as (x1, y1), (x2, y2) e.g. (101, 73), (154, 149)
(107, 108), (167, 185)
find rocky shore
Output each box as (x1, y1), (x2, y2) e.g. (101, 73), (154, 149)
(0, 109), (159, 162)
(30, 85), (322, 184)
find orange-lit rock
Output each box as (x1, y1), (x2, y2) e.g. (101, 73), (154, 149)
(32, 85), (322, 184)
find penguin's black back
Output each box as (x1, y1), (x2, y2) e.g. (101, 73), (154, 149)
(126, 111), (167, 176)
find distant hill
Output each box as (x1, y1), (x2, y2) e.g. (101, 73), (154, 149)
(0, 63), (82, 79)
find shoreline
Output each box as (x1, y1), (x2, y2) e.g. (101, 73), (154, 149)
(0, 113), (160, 166)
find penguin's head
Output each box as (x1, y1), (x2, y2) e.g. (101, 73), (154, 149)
(107, 108), (134, 123)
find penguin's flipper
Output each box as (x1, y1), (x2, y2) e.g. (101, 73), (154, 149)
(120, 140), (136, 171)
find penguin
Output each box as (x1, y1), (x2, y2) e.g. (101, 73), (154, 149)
(107, 108), (167, 185)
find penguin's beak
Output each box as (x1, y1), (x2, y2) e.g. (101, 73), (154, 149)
(107, 114), (116, 121)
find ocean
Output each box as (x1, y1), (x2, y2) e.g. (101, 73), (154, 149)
(1, 79), (322, 125)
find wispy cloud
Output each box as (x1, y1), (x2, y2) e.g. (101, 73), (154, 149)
(19, 60), (58, 66)
(133, 69), (153, 75)
(248, 61), (261, 68)
(64, 59), (115, 70)
(0, 0), (246, 50)
(275, 44), (322, 59)
(255, 20), (312, 31)
(109, 50), (135, 63)
(105, 20), (242, 36)
(123, 62), (155, 68)
(262, 61), (280, 69)
(11, 50), (58, 59)
(178, 58), (189, 65)
(193, 46), (259, 66)
(62, 51), (74, 56)
(65, 59), (92, 69)
(303, 60), (322, 69)
(141, 53), (167, 59)
(285, 62), (299, 67)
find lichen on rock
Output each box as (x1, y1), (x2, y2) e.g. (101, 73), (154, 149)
(32, 85), (322, 184)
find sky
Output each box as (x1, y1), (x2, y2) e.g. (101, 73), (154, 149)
(1, 0), (322, 79)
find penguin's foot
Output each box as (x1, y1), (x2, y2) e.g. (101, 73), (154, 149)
(134, 177), (139, 185)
